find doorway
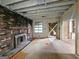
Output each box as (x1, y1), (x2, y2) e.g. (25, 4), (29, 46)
(48, 22), (60, 39)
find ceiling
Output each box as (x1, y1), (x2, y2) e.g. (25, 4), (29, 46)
(1, 0), (75, 20)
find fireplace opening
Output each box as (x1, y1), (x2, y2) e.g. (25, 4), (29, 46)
(17, 35), (26, 44)
(17, 36), (24, 45)
(14, 33), (27, 48)
(20, 36), (23, 42)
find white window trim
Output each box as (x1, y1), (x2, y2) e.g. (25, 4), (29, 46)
(34, 22), (43, 33)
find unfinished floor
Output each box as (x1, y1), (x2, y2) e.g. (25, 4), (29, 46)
(11, 37), (79, 59)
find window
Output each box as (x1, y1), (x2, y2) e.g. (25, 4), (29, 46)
(34, 22), (43, 33)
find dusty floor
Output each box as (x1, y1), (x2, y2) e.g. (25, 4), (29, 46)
(25, 52), (78, 59)
(22, 38), (75, 54)
(12, 38), (78, 59)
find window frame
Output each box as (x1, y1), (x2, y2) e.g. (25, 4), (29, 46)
(34, 22), (43, 33)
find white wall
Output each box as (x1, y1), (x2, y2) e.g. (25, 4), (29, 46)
(33, 18), (59, 38)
